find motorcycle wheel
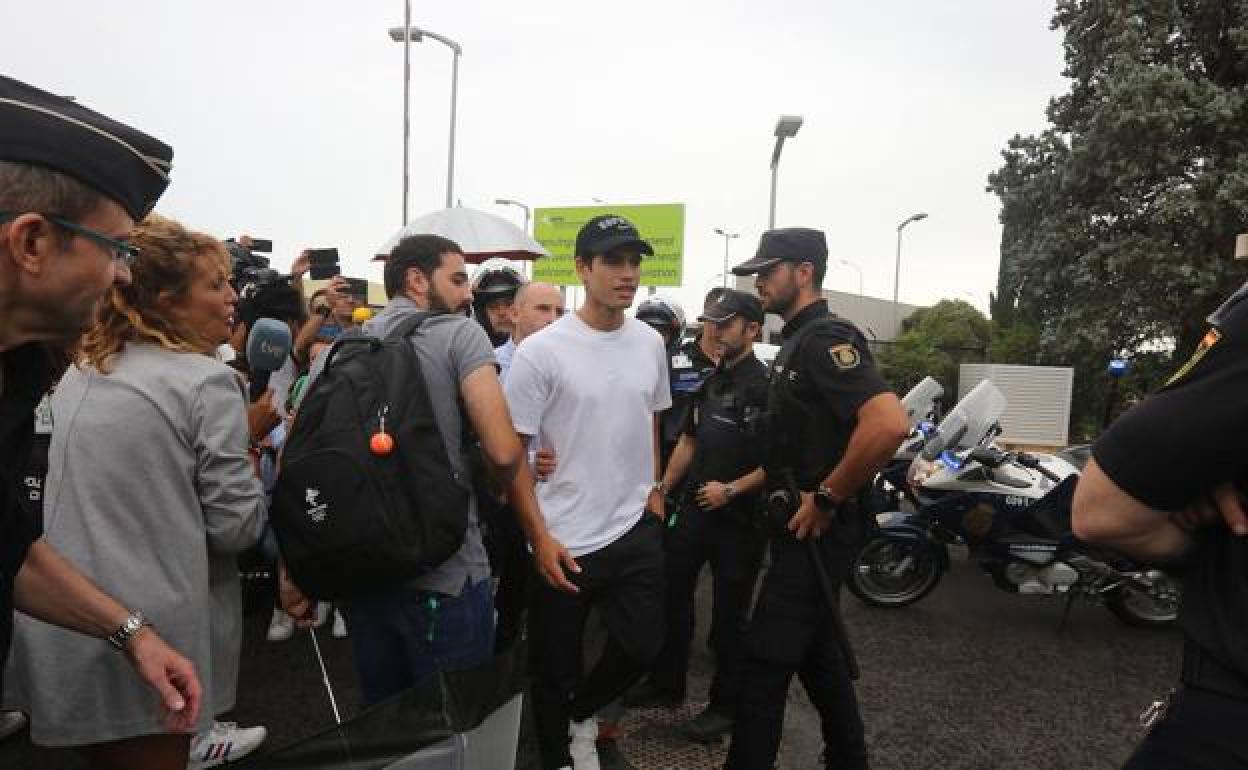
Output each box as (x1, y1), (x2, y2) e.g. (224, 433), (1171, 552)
(1105, 577), (1180, 629)
(849, 536), (943, 608)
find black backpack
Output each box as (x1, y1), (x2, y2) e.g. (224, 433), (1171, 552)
(271, 313), (470, 600)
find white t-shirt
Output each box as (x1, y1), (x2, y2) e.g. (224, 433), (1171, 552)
(504, 312), (672, 557)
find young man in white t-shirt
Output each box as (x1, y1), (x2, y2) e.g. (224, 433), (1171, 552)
(504, 215), (671, 770)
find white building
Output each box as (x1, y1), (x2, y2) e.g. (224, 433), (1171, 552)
(732, 277), (923, 344)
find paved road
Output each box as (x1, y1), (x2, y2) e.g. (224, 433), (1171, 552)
(1, 551), (1180, 769)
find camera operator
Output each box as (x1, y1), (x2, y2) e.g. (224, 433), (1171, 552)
(225, 240), (309, 422)
(726, 228), (908, 770)
(1074, 279), (1248, 769)
(294, 273), (354, 365)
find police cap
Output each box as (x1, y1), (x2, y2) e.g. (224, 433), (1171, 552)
(698, 288), (763, 324)
(0, 75), (173, 221)
(732, 227), (828, 275)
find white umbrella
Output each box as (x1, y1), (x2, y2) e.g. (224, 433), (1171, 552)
(373, 207), (549, 264)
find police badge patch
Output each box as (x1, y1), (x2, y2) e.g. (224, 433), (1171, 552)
(828, 343), (860, 370)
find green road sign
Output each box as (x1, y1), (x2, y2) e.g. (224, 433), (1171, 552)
(532, 204), (685, 287)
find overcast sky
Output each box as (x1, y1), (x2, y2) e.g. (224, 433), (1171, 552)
(8, 1), (1066, 315)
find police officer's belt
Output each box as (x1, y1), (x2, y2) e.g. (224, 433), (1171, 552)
(1182, 642), (1248, 700)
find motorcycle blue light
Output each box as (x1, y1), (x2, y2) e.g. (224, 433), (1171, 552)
(939, 450), (964, 470)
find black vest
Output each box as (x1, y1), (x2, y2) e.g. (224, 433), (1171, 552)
(687, 355), (769, 519)
(765, 313), (865, 491)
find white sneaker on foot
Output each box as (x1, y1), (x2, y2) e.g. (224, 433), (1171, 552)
(313, 601), (331, 628)
(568, 718), (600, 770)
(266, 607), (294, 642)
(0, 710), (27, 741)
(331, 609), (348, 638)
(188, 721), (267, 769)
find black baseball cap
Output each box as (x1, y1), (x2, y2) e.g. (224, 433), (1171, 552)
(732, 227), (828, 275)
(0, 76), (173, 221)
(575, 215), (655, 259)
(698, 289), (763, 324)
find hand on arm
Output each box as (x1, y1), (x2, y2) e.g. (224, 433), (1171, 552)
(534, 447), (557, 481)
(13, 540), (202, 731)
(1171, 482), (1248, 536)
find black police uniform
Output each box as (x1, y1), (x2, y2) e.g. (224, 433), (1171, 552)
(1094, 282), (1248, 769)
(646, 351), (768, 713)
(725, 300), (889, 770)
(0, 344), (56, 695)
(660, 336), (717, 470)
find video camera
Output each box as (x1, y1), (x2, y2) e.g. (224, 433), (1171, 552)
(226, 238), (283, 295)
(225, 237), (304, 328)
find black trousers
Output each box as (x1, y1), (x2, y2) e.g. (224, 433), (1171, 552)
(1123, 686), (1248, 769)
(647, 504), (763, 712)
(725, 539), (867, 770)
(528, 513), (666, 770)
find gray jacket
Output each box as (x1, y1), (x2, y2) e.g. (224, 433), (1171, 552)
(5, 343), (265, 746)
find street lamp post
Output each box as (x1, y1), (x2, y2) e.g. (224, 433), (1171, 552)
(769, 115), (804, 229)
(714, 228), (739, 288)
(494, 198), (531, 234)
(892, 212), (928, 333)
(389, 20), (462, 214)
(838, 258), (864, 296)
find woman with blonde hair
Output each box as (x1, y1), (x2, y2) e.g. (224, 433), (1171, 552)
(6, 214), (267, 770)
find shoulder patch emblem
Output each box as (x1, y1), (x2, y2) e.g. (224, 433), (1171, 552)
(828, 343), (860, 370)
(1164, 327), (1220, 388)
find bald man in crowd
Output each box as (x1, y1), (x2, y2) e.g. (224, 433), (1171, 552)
(495, 282), (565, 383)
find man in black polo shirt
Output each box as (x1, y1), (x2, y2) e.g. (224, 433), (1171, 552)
(632, 289), (769, 741)
(0, 75), (200, 730)
(1074, 279), (1248, 768)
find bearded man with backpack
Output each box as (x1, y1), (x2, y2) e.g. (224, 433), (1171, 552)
(275, 234), (548, 706)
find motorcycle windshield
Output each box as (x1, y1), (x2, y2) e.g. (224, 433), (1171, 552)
(900, 376), (944, 430)
(920, 380), (1007, 461)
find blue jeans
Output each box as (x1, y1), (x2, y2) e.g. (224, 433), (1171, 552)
(341, 577), (495, 706)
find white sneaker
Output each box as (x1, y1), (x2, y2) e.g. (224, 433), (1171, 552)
(188, 721), (267, 769)
(266, 607), (294, 642)
(0, 710), (27, 741)
(331, 609), (348, 638)
(568, 718), (600, 770)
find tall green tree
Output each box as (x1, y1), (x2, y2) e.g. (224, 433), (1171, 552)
(878, 300), (991, 396)
(988, 0), (1248, 438)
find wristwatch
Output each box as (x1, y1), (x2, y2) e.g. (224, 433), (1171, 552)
(813, 485), (842, 512)
(723, 483), (737, 500)
(107, 609), (151, 651)
(653, 481), (667, 496)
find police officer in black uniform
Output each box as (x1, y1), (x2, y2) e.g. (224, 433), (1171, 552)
(628, 290), (769, 739)
(724, 228), (909, 770)
(637, 292), (720, 469)
(1074, 275), (1248, 768)
(0, 75), (200, 731)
